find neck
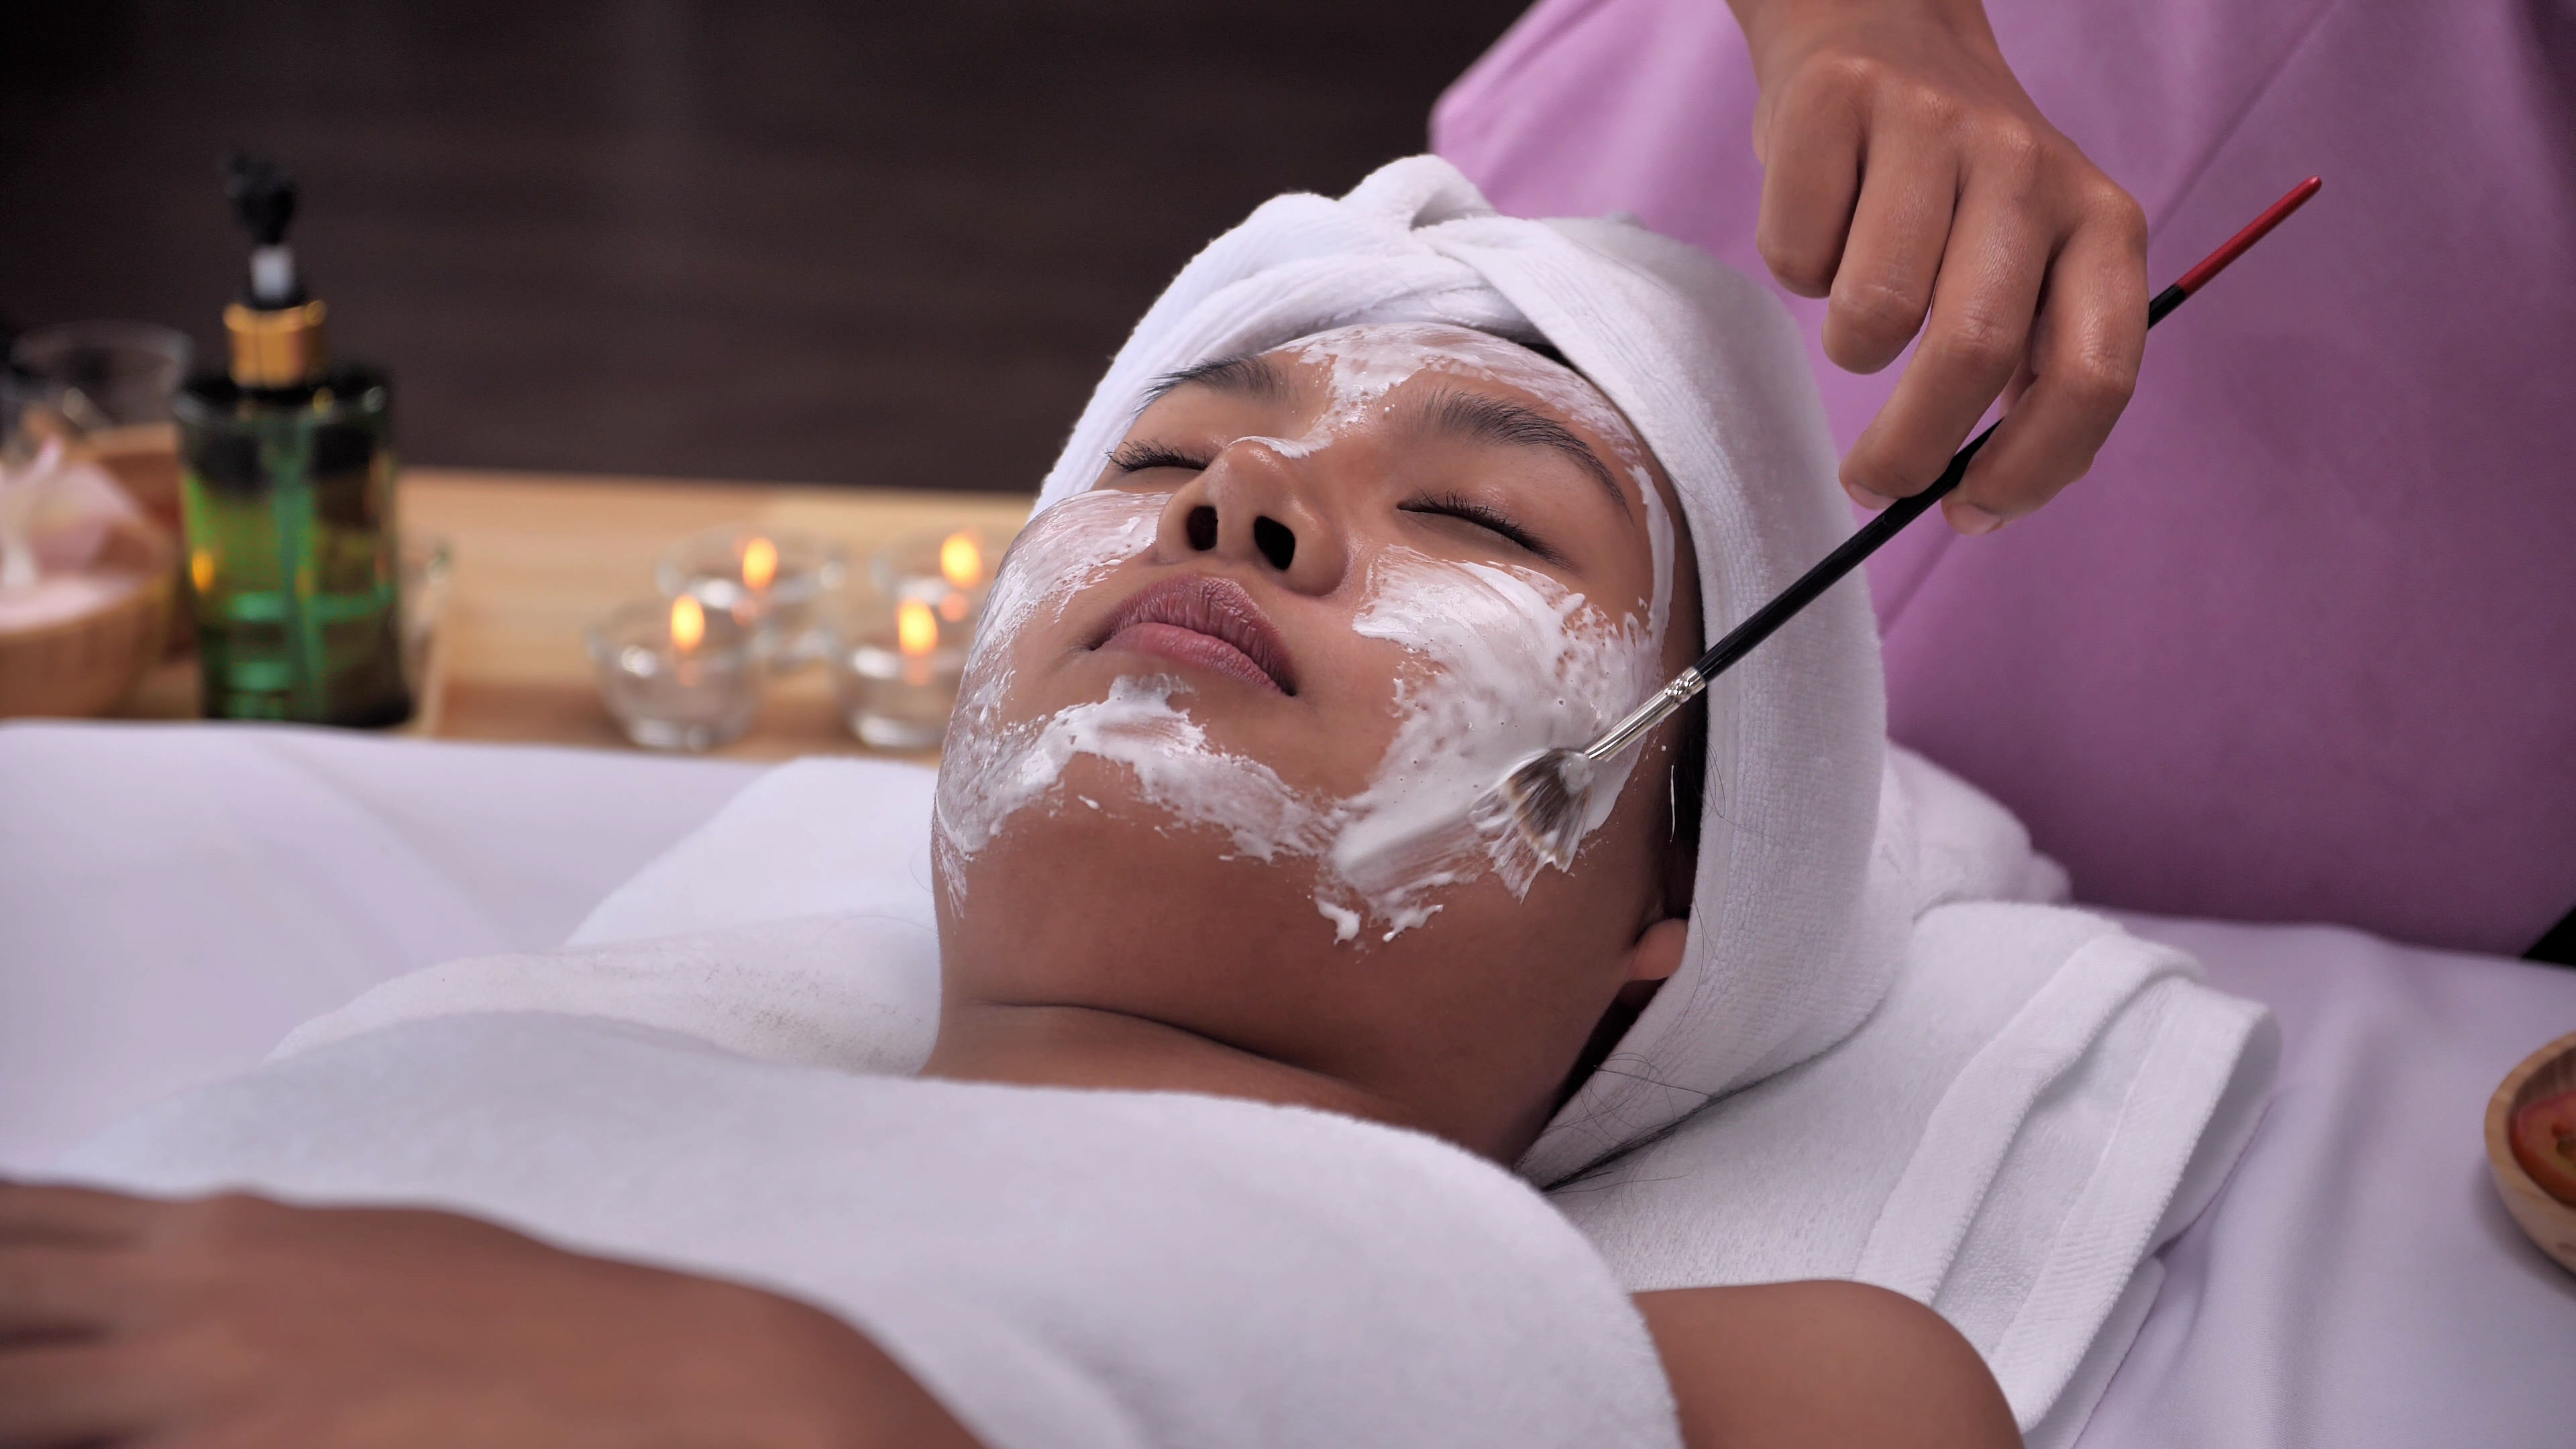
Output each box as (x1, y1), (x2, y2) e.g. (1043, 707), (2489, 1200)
(920, 996), (1432, 1138)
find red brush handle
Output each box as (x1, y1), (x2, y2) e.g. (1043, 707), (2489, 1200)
(2153, 176), (2322, 319)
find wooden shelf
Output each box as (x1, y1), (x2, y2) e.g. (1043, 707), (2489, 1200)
(120, 467), (1032, 763)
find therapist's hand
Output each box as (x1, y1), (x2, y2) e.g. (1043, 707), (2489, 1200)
(1727, 0), (2147, 534)
(0, 1181), (982, 1449)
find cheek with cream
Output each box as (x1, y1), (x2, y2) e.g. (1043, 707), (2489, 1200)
(935, 535), (1663, 945)
(1319, 547), (1659, 939)
(936, 488), (1170, 859)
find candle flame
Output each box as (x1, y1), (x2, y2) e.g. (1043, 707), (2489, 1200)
(741, 536), (779, 592)
(190, 549), (215, 592)
(897, 597), (938, 657)
(938, 532), (982, 590)
(670, 594), (706, 652)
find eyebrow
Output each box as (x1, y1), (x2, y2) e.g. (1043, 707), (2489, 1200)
(1143, 354), (1294, 405)
(1414, 388), (1631, 518)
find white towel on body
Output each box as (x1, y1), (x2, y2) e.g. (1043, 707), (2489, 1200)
(270, 745), (2273, 1443)
(65, 1014), (1677, 1449)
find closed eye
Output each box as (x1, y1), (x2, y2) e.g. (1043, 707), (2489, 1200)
(1109, 441), (1210, 474)
(1401, 492), (1562, 565)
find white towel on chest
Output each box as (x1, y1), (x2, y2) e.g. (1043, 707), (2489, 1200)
(268, 745), (2273, 1444)
(66, 1014), (1676, 1449)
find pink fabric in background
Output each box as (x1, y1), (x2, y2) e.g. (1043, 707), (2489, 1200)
(1434, 0), (2576, 956)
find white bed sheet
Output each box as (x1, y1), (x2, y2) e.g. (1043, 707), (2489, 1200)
(2, 722), (2570, 1445)
(0, 721), (763, 1169)
(2075, 914), (2576, 1448)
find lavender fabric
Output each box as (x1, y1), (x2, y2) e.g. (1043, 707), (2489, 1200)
(1433, 0), (2576, 957)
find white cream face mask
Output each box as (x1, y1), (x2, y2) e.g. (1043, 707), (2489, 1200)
(933, 326), (1674, 945)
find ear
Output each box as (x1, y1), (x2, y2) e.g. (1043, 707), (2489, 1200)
(1623, 915), (1688, 985)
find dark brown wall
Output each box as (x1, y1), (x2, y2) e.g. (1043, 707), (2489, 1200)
(0, 1), (1528, 490)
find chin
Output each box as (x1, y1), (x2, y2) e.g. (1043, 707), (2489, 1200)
(935, 773), (1392, 1043)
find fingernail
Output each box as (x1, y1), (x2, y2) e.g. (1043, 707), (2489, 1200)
(1843, 479), (1891, 512)
(1949, 500), (2006, 537)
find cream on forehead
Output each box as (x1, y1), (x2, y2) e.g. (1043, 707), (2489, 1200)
(1246, 323), (1649, 468)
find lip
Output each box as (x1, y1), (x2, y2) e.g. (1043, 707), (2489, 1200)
(1091, 574), (1299, 695)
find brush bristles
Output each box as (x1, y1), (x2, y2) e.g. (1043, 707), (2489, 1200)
(1473, 749), (1597, 872)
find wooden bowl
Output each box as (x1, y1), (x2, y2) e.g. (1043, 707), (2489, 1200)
(0, 568), (174, 719)
(2487, 1028), (2576, 1276)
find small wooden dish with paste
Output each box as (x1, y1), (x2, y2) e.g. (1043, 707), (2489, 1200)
(2487, 1028), (2576, 1276)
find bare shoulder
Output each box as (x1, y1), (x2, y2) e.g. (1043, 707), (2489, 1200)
(1632, 1281), (2021, 1449)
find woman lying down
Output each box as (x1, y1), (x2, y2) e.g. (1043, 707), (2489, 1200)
(4, 160), (2023, 1448)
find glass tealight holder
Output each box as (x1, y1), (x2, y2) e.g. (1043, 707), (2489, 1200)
(871, 524), (1002, 633)
(587, 594), (760, 751)
(9, 321), (191, 535)
(398, 532), (453, 698)
(828, 576), (971, 750)
(654, 526), (847, 669)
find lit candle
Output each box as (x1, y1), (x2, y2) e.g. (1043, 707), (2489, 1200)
(875, 525), (1000, 631)
(935, 531), (983, 621)
(896, 596), (940, 684)
(741, 535), (779, 593)
(655, 527), (846, 670)
(832, 583), (969, 750)
(669, 593), (706, 653)
(586, 594), (759, 751)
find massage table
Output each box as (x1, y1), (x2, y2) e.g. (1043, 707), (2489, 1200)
(4, 720), (2571, 1446)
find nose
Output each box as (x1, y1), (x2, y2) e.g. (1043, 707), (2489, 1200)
(1152, 440), (1350, 597)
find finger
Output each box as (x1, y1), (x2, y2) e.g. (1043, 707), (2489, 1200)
(0, 1181), (158, 1246)
(1754, 66), (1868, 297)
(1949, 195), (2147, 527)
(1842, 168), (2051, 506)
(0, 1340), (152, 1447)
(0, 1246), (129, 1338)
(1820, 129), (1959, 376)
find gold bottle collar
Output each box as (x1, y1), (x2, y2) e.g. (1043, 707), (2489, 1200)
(224, 299), (328, 388)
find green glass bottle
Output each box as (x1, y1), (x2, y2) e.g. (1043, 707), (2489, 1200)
(175, 156), (410, 727)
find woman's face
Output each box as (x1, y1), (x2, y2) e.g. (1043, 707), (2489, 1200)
(932, 323), (1701, 1159)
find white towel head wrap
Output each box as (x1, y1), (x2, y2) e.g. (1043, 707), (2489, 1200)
(1030, 156), (1911, 1184)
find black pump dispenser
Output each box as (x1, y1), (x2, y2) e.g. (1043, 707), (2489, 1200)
(225, 154), (307, 309)
(219, 153), (327, 389)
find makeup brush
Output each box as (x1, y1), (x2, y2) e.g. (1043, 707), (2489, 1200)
(1480, 176), (2324, 870)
